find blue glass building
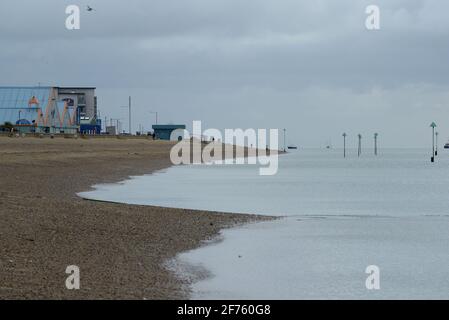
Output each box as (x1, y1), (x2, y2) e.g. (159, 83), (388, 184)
(0, 86), (97, 134)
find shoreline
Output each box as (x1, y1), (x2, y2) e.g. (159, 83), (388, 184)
(0, 136), (270, 299)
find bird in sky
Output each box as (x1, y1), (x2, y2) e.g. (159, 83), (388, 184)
(86, 5), (95, 12)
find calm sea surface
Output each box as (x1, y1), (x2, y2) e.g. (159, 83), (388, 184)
(80, 148), (449, 299)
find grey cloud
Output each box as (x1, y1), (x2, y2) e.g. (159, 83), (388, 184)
(1, 0), (449, 147)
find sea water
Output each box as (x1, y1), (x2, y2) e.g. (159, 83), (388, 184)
(80, 148), (449, 299)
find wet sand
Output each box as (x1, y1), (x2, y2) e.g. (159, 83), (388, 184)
(0, 136), (267, 299)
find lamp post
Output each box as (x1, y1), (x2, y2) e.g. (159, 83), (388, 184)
(120, 96), (132, 135)
(149, 111), (158, 125)
(342, 133), (347, 158)
(128, 96), (131, 135)
(430, 122), (437, 163)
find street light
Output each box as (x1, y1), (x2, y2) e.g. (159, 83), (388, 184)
(120, 96), (132, 135)
(149, 111), (158, 125)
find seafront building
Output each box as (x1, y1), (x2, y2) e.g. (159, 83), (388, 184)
(0, 86), (100, 134)
(152, 124), (186, 140)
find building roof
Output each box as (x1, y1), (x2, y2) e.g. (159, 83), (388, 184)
(57, 87), (96, 90)
(0, 86), (52, 89)
(0, 86), (96, 90)
(152, 124), (186, 130)
(16, 119), (31, 125)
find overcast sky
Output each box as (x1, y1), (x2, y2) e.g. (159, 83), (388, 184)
(1, 0), (448, 147)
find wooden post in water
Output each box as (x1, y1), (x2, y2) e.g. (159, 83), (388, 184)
(342, 133), (347, 158)
(435, 131), (438, 156)
(430, 122), (437, 163)
(358, 134), (362, 157)
(283, 128), (286, 152)
(374, 133), (378, 156)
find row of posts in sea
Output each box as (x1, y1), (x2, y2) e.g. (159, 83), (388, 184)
(341, 133), (378, 158)
(340, 122), (441, 163)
